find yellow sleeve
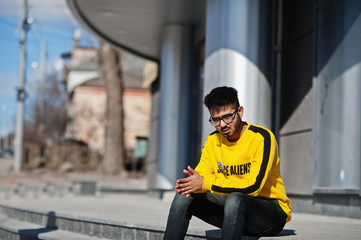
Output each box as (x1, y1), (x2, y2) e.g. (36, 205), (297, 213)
(211, 127), (277, 196)
(195, 136), (216, 192)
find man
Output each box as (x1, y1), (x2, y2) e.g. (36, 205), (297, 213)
(164, 86), (291, 240)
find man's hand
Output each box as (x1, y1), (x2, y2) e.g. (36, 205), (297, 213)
(175, 166), (203, 197)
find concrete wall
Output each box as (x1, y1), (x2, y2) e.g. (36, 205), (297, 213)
(279, 0), (361, 218)
(279, 0), (314, 196)
(312, 0), (361, 194)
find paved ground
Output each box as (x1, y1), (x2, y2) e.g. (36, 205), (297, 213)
(1, 157), (361, 239)
(0, 158), (139, 186)
(1, 192), (361, 240)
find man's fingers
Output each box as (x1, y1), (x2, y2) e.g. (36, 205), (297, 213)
(187, 166), (195, 174)
(177, 177), (191, 184)
(177, 182), (190, 189)
(175, 183), (186, 190)
(175, 168), (202, 195)
(176, 182), (194, 193)
(183, 169), (192, 176)
(182, 188), (193, 196)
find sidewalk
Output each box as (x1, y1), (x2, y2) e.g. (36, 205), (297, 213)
(0, 158), (360, 239)
(1, 189), (361, 239)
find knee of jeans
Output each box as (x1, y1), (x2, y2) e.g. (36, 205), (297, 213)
(171, 193), (192, 212)
(224, 192), (247, 214)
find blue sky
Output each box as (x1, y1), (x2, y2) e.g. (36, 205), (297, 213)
(0, 0), (99, 137)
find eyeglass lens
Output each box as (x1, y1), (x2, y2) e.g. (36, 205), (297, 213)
(210, 110), (236, 126)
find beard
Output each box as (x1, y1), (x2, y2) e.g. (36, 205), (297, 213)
(218, 114), (243, 140)
(220, 125), (232, 137)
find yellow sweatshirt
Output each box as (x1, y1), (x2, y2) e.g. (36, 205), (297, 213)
(195, 123), (291, 222)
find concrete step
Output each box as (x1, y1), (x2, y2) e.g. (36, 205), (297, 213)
(11, 191), (361, 240)
(0, 204), (168, 240)
(0, 181), (97, 200)
(0, 179), (149, 200)
(1, 192), (361, 240)
(0, 212), (107, 240)
(0, 183), (72, 199)
(0, 200), (273, 240)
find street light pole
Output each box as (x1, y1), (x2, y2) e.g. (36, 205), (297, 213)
(14, 0), (29, 172)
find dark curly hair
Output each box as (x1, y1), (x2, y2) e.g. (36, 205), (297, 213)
(204, 86), (240, 112)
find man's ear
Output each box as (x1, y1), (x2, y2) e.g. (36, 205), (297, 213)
(238, 106), (244, 118)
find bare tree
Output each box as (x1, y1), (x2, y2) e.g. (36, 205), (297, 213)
(99, 42), (125, 175)
(25, 73), (67, 145)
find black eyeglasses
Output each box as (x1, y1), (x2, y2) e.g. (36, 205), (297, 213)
(209, 109), (238, 127)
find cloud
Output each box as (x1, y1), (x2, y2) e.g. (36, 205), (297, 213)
(0, 0), (22, 21)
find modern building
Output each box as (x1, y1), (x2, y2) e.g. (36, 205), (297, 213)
(67, 0), (361, 218)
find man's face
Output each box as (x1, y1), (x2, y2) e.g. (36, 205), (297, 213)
(209, 105), (244, 142)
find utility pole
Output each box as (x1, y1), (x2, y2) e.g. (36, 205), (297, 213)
(38, 39), (46, 137)
(14, 0), (29, 172)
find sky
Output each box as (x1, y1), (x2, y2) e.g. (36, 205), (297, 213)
(0, 0), (99, 137)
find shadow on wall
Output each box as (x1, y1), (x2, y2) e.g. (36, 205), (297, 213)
(281, 0), (361, 128)
(315, 1), (361, 77)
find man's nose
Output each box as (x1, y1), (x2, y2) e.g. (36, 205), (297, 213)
(220, 119), (228, 128)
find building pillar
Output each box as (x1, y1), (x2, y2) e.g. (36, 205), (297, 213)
(202, 0), (272, 142)
(156, 25), (194, 190)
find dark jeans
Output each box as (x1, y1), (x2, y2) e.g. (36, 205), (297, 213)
(164, 192), (287, 240)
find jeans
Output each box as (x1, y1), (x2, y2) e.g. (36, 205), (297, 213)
(164, 192), (287, 240)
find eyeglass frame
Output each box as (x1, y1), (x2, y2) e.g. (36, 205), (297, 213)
(208, 109), (238, 127)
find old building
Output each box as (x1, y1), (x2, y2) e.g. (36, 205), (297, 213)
(64, 47), (151, 161)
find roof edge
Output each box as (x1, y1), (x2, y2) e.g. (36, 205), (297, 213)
(66, 0), (159, 63)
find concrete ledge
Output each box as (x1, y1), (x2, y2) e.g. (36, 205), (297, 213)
(0, 183), (74, 199)
(0, 181), (101, 200)
(289, 194), (361, 219)
(0, 213), (106, 240)
(0, 201), (260, 240)
(0, 205), (175, 239)
(0, 193), (360, 240)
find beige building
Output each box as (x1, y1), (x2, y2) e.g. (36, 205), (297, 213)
(69, 79), (106, 150)
(64, 47), (152, 159)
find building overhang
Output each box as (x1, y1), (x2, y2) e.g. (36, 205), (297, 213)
(67, 0), (206, 62)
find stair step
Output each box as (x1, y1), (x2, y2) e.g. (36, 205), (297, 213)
(0, 181), (103, 200)
(0, 213), (107, 240)
(0, 195), (297, 240)
(0, 205), (167, 240)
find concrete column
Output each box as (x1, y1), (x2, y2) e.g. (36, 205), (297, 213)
(202, 0), (272, 142)
(156, 25), (194, 190)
